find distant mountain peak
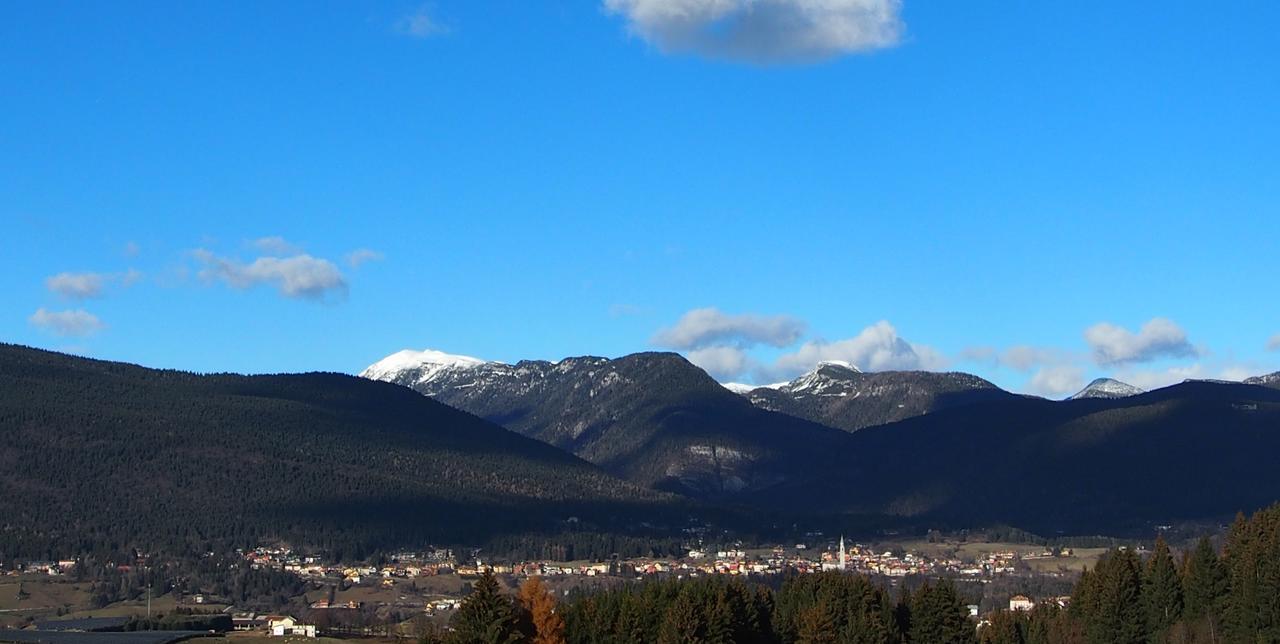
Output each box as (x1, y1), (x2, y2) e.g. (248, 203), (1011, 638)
(816, 360), (861, 373)
(359, 348), (492, 383)
(1244, 371), (1280, 388)
(721, 382), (756, 394)
(1069, 377), (1145, 400)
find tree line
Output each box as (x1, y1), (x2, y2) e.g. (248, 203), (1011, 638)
(435, 504), (1280, 644)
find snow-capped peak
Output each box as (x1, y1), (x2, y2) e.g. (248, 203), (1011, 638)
(816, 360), (861, 373)
(1068, 378), (1145, 400)
(721, 382), (757, 395)
(360, 348), (490, 382)
(1244, 371), (1280, 387)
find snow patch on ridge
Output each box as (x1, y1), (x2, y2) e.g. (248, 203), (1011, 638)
(360, 348), (491, 382)
(1068, 377), (1145, 400)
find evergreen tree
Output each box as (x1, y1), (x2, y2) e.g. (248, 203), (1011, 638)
(797, 601), (838, 644)
(910, 580), (975, 644)
(449, 571), (523, 644)
(1181, 536), (1227, 643)
(1142, 537), (1182, 640)
(1083, 549), (1144, 644)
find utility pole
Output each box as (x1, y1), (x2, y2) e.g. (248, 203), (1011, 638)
(147, 583), (152, 619)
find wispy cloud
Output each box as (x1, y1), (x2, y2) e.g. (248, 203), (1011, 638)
(1268, 334), (1280, 352)
(604, 0), (904, 63)
(29, 308), (105, 337)
(250, 236), (304, 256)
(345, 248), (384, 268)
(45, 272), (107, 300)
(45, 270), (144, 300)
(396, 6), (448, 38)
(652, 307), (805, 350)
(1084, 317), (1199, 365)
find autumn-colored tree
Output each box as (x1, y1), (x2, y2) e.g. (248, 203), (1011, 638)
(518, 577), (566, 644)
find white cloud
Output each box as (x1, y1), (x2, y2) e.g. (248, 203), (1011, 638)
(45, 272), (106, 299)
(45, 270), (145, 299)
(958, 346), (998, 364)
(250, 236), (303, 256)
(28, 308), (105, 337)
(123, 241), (140, 257)
(1118, 363), (1255, 391)
(397, 6), (447, 38)
(771, 320), (946, 378)
(194, 249), (348, 300)
(687, 346), (754, 381)
(604, 0), (903, 63)
(1028, 365), (1085, 398)
(1084, 317), (1199, 365)
(1001, 345), (1072, 372)
(653, 307), (805, 350)
(345, 248), (384, 268)
(1268, 334), (1280, 352)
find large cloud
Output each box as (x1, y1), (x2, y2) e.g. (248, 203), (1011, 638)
(28, 308), (105, 337)
(1028, 365), (1085, 398)
(686, 346), (754, 381)
(1084, 318), (1198, 366)
(652, 307), (805, 349)
(193, 249), (348, 300)
(771, 320), (946, 378)
(604, 0), (903, 63)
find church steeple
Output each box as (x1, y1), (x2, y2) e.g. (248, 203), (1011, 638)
(839, 535), (847, 571)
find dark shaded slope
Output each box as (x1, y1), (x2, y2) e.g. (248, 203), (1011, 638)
(0, 344), (676, 558)
(777, 381), (1280, 535)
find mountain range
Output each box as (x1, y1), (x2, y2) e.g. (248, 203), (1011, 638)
(4, 341), (1280, 562)
(365, 348), (1280, 535)
(362, 350), (855, 497)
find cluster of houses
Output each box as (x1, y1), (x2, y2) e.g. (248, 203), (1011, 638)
(237, 540), (1069, 589)
(231, 613), (317, 638)
(5, 561), (77, 576)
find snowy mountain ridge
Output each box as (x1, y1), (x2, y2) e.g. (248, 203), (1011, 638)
(1068, 378), (1145, 400)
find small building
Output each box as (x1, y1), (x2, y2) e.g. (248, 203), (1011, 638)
(268, 616), (317, 638)
(1010, 595), (1035, 612)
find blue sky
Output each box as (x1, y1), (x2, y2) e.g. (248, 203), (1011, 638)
(3, 1), (1278, 397)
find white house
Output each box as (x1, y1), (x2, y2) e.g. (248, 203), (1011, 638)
(1009, 595), (1036, 612)
(268, 616), (317, 638)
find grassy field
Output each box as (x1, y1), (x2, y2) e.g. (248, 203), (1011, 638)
(878, 540), (1107, 573)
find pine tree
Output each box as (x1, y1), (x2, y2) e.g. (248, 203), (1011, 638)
(449, 571), (523, 644)
(1142, 537), (1182, 640)
(797, 601), (838, 644)
(657, 591), (703, 644)
(1182, 536), (1227, 642)
(910, 580), (976, 644)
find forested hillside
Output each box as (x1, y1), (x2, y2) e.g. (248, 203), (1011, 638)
(783, 380), (1280, 535)
(0, 344), (678, 559)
